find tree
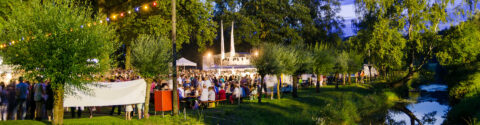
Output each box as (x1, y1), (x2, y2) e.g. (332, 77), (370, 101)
(251, 43), (283, 103)
(287, 44), (313, 98)
(131, 34), (171, 119)
(437, 13), (480, 66)
(354, 0), (454, 86)
(0, 0), (116, 124)
(334, 51), (349, 87)
(100, 0), (216, 69)
(312, 43), (335, 92)
(346, 51), (364, 84)
(214, 0), (313, 46)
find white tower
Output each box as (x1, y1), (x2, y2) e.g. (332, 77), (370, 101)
(230, 21), (235, 57)
(220, 20), (225, 59)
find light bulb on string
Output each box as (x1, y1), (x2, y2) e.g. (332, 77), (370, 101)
(93, 22), (97, 25)
(112, 15), (117, 20)
(143, 5), (149, 10)
(120, 12), (124, 17)
(135, 7), (140, 12)
(80, 25), (84, 28)
(87, 23), (91, 27)
(21, 37), (24, 41)
(128, 10), (131, 14)
(100, 20), (103, 24)
(106, 17), (110, 22)
(153, 2), (157, 7)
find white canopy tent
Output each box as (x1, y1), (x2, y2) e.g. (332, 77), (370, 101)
(176, 57), (197, 67)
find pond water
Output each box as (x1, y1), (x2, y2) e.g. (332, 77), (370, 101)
(386, 84), (450, 125)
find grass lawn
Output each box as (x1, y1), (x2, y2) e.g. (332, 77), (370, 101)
(2, 85), (397, 125)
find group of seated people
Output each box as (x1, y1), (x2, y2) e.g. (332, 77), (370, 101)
(171, 70), (260, 109)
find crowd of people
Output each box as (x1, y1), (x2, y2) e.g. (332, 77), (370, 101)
(174, 70), (262, 109)
(0, 69), (327, 121)
(0, 76), (54, 121)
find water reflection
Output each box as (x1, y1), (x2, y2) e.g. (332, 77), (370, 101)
(386, 84), (450, 125)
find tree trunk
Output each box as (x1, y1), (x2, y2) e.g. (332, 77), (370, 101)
(335, 73), (339, 89)
(125, 45), (131, 70)
(171, 0), (179, 115)
(144, 78), (153, 119)
(258, 74), (265, 103)
(348, 73), (352, 85)
(315, 74), (320, 93)
(52, 84), (64, 125)
(292, 76), (298, 98)
(342, 73), (346, 85)
(277, 74), (281, 100)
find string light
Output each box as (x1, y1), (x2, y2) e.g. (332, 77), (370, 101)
(3, 1), (161, 47)
(143, 5), (149, 10)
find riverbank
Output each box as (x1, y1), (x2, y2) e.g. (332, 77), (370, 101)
(2, 85), (398, 125)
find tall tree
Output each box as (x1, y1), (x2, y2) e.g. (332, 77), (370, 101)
(131, 35), (171, 119)
(312, 43), (335, 92)
(251, 43), (283, 102)
(101, 0), (216, 69)
(214, 0), (313, 46)
(354, 0), (454, 86)
(0, 0), (116, 124)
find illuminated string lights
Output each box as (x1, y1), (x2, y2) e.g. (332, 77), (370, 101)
(1, 1), (159, 49)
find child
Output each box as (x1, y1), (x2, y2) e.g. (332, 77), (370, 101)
(250, 86), (257, 100)
(125, 104), (133, 120)
(208, 87), (215, 101)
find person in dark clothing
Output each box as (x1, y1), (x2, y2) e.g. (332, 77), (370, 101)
(27, 81), (35, 119)
(70, 107), (82, 118)
(109, 105), (121, 115)
(45, 82), (54, 121)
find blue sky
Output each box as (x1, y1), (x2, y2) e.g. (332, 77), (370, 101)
(338, 0), (479, 37)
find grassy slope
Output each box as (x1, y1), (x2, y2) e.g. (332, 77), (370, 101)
(2, 85), (396, 125)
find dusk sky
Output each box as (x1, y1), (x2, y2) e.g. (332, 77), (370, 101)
(339, 0), (478, 37)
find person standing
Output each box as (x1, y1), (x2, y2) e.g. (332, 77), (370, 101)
(33, 80), (46, 120)
(45, 81), (54, 121)
(14, 77), (29, 120)
(0, 82), (8, 121)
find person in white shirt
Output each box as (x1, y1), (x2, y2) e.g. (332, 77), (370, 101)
(208, 87), (215, 101)
(231, 84), (241, 104)
(199, 84), (209, 102)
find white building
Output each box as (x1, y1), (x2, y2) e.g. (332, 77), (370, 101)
(202, 20), (256, 75)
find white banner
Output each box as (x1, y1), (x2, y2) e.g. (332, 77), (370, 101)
(64, 79), (146, 107)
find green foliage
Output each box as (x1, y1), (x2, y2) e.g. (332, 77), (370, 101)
(0, 0), (116, 92)
(312, 43), (335, 75)
(437, 14), (480, 65)
(214, 0), (319, 46)
(110, 0), (217, 52)
(251, 43), (283, 76)
(252, 43), (311, 76)
(201, 86), (394, 125)
(131, 34), (171, 79)
(353, 0), (454, 77)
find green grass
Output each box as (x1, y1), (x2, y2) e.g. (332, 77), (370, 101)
(3, 85), (397, 125)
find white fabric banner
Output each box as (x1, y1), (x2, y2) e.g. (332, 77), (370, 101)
(64, 79), (146, 107)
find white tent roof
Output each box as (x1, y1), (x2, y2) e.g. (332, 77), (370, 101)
(176, 57), (197, 67)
